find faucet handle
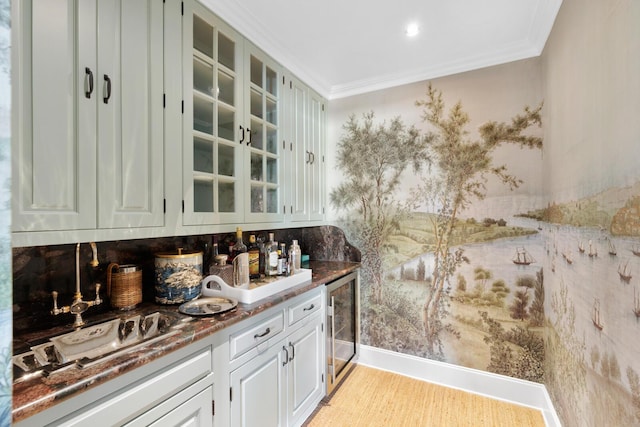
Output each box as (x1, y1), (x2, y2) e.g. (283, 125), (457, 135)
(94, 283), (102, 306)
(51, 290), (67, 315)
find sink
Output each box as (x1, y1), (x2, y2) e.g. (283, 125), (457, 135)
(201, 268), (312, 304)
(13, 311), (184, 380)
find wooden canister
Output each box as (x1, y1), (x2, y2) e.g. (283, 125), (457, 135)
(107, 263), (143, 310)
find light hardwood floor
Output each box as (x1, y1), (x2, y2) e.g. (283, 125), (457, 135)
(304, 365), (546, 427)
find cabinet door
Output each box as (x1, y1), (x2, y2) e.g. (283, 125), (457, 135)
(12, 0), (97, 232)
(183, 1), (244, 225)
(230, 343), (287, 427)
(287, 76), (309, 221)
(287, 318), (324, 426)
(97, 0), (165, 228)
(307, 91), (326, 221)
(244, 43), (284, 223)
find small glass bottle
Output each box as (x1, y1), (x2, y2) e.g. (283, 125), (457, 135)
(265, 233), (278, 276)
(231, 227), (247, 260)
(277, 243), (288, 276)
(289, 240), (301, 274)
(248, 234), (260, 279)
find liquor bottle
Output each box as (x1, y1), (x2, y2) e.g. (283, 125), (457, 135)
(257, 235), (266, 275)
(265, 233), (278, 276)
(289, 240), (301, 274)
(277, 243), (289, 276)
(248, 234), (260, 279)
(231, 227), (247, 259)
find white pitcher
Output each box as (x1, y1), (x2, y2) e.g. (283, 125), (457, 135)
(233, 253), (250, 289)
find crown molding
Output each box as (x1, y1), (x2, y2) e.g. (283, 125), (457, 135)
(199, 0), (561, 101)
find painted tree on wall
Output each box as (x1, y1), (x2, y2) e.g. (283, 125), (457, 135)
(330, 112), (429, 304)
(414, 83), (543, 357)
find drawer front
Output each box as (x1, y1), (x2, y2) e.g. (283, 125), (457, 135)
(59, 348), (212, 426)
(229, 312), (284, 360)
(288, 292), (323, 326)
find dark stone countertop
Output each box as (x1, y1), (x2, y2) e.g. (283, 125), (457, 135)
(12, 260), (359, 424)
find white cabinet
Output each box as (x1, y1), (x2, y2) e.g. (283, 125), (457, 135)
(230, 338), (287, 426)
(215, 287), (326, 427)
(284, 76), (326, 222)
(286, 318), (324, 426)
(183, 1), (284, 226)
(15, 345), (214, 427)
(12, 0), (164, 233)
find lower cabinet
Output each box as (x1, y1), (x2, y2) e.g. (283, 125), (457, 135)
(127, 379), (213, 427)
(216, 286), (326, 427)
(15, 345), (214, 427)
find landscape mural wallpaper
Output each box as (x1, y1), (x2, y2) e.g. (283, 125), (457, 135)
(327, 1), (640, 425)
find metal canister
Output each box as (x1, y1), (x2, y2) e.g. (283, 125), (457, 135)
(154, 248), (203, 304)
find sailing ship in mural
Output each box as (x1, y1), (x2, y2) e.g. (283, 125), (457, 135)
(562, 249), (574, 265)
(592, 298), (603, 331)
(607, 238), (617, 256)
(588, 240), (598, 258)
(512, 247), (535, 265)
(634, 288), (640, 318)
(618, 260), (632, 283)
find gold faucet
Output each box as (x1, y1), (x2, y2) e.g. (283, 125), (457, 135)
(51, 243), (102, 328)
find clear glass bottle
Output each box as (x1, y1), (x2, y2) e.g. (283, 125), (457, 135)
(248, 234), (260, 279)
(277, 243), (288, 276)
(265, 233), (278, 276)
(289, 240), (301, 274)
(231, 227), (247, 260)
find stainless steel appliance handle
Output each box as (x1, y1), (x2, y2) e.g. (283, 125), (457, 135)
(330, 295), (336, 385)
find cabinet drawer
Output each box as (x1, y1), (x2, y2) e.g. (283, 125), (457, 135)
(229, 312), (284, 360)
(59, 348), (212, 426)
(288, 292), (323, 326)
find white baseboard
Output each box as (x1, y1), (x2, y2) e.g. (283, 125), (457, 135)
(357, 345), (561, 427)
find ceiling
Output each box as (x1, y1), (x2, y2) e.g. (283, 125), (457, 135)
(200, 0), (562, 100)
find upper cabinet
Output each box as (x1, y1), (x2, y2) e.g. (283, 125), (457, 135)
(284, 76), (326, 222)
(182, 2), (284, 226)
(12, 0), (165, 233)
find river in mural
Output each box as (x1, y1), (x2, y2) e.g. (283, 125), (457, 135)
(395, 216), (640, 382)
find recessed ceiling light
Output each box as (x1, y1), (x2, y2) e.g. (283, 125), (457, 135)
(405, 23), (420, 37)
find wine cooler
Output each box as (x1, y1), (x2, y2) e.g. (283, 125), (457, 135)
(326, 270), (359, 394)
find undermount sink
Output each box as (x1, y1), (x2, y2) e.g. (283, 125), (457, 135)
(13, 311), (184, 380)
(201, 268), (312, 304)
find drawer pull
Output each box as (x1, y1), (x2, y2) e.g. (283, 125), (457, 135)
(303, 304), (315, 311)
(282, 346), (289, 366)
(254, 327), (271, 339)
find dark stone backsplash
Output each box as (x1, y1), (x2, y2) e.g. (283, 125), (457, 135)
(12, 225), (360, 334)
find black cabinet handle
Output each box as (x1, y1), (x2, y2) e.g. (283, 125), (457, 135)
(305, 150), (310, 164)
(253, 327), (270, 339)
(246, 128), (252, 146)
(239, 125), (245, 144)
(103, 74), (112, 104)
(282, 345), (289, 366)
(85, 67), (94, 99)
(309, 152), (315, 165)
(303, 304), (315, 311)
(289, 342), (295, 362)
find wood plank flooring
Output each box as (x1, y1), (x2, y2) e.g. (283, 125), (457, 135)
(304, 365), (546, 427)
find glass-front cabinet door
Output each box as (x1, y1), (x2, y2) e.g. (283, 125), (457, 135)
(244, 43), (284, 223)
(183, 2), (243, 225)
